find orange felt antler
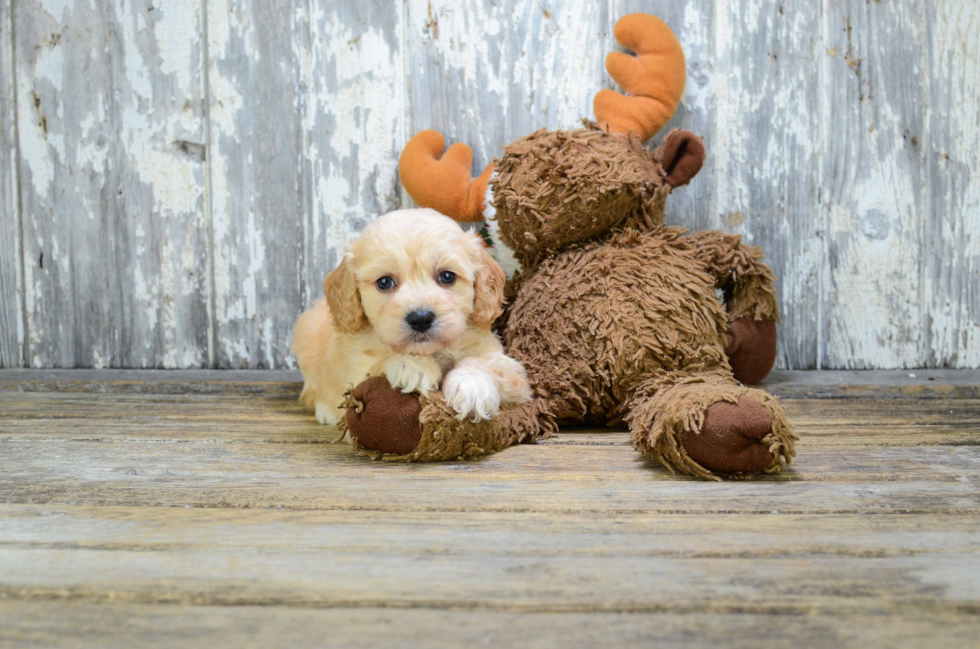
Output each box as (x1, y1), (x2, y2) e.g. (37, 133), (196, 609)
(398, 130), (493, 223)
(594, 14), (686, 143)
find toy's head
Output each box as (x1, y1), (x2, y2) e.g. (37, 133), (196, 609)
(398, 14), (705, 269)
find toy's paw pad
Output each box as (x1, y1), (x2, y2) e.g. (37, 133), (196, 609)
(443, 366), (501, 421)
(682, 396), (775, 474)
(725, 318), (777, 385)
(347, 377), (423, 455)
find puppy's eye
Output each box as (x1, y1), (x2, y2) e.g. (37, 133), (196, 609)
(437, 270), (457, 286)
(375, 276), (395, 291)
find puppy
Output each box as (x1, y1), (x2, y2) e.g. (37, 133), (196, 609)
(291, 208), (531, 435)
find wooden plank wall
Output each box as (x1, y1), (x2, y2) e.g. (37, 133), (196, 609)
(0, 0), (22, 367)
(0, 0), (976, 369)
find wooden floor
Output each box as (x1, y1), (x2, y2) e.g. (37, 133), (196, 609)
(1, 370), (979, 648)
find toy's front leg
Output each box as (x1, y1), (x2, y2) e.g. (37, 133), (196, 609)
(343, 377), (553, 461)
(688, 230), (780, 383)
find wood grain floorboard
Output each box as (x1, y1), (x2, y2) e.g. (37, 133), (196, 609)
(2, 601), (977, 649)
(0, 372), (977, 647)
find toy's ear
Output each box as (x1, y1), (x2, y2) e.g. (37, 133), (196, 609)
(323, 255), (368, 334)
(471, 242), (506, 327)
(399, 130), (493, 223)
(658, 129), (705, 188)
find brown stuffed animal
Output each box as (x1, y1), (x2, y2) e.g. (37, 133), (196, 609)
(342, 13), (796, 479)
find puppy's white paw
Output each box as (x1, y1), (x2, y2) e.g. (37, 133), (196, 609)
(443, 366), (501, 421)
(315, 403), (350, 443)
(385, 355), (442, 395)
(314, 402), (340, 425)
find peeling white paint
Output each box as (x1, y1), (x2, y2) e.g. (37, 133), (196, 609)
(152, 0), (200, 88)
(923, 1), (980, 368)
(1, 0), (23, 366)
(821, 0), (933, 369)
(3, 0), (979, 369)
(17, 42), (65, 197)
(13, 0), (210, 369)
(305, 0), (407, 311)
(205, 0), (248, 359)
(38, 0), (73, 21)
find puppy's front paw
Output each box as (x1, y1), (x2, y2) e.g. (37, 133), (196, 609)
(384, 355), (442, 395)
(315, 402), (341, 425)
(314, 402), (350, 443)
(443, 366), (501, 421)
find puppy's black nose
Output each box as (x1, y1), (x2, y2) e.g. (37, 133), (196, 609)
(405, 309), (436, 333)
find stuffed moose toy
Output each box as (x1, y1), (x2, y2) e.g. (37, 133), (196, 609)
(339, 13), (796, 479)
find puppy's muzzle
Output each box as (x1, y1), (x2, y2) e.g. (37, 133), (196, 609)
(405, 309), (436, 334)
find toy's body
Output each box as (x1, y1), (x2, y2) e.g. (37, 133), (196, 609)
(510, 226), (743, 424)
(506, 224), (790, 478)
(337, 14), (797, 479)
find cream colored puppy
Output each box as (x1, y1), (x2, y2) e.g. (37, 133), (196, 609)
(292, 208), (531, 434)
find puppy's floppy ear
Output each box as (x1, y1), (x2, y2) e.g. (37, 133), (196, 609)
(471, 241), (506, 327)
(323, 255), (368, 334)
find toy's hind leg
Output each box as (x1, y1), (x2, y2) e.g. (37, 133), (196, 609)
(626, 368), (796, 480)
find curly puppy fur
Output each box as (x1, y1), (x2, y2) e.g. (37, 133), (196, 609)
(292, 208), (531, 432)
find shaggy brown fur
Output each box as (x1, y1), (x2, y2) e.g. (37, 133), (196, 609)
(491, 125), (669, 268)
(687, 229), (780, 321)
(489, 124), (795, 478)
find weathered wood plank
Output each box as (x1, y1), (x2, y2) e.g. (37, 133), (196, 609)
(0, 506), (978, 615)
(1, 392), (978, 448)
(710, 0), (822, 369)
(206, 0), (406, 368)
(2, 602), (978, 649)
(925, 3), (980, 368)
(13, 0), (211, 369)
(760, 369), (980, 400)
(4, 505), (979, 559)
(821, 0), (929, 368)
(205, 0), (309, 368)
(2, 437), (979, 512)
(0, 376), (977, 645)
(301, 1), (406, 317)
(404, 0), (610, 191)
(3, 418), (978, 451)
(0, 368), (307, 396)
(0, 0), (22, 368)
(2, 417), (979, 450)
(2, 369), (978, 399)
